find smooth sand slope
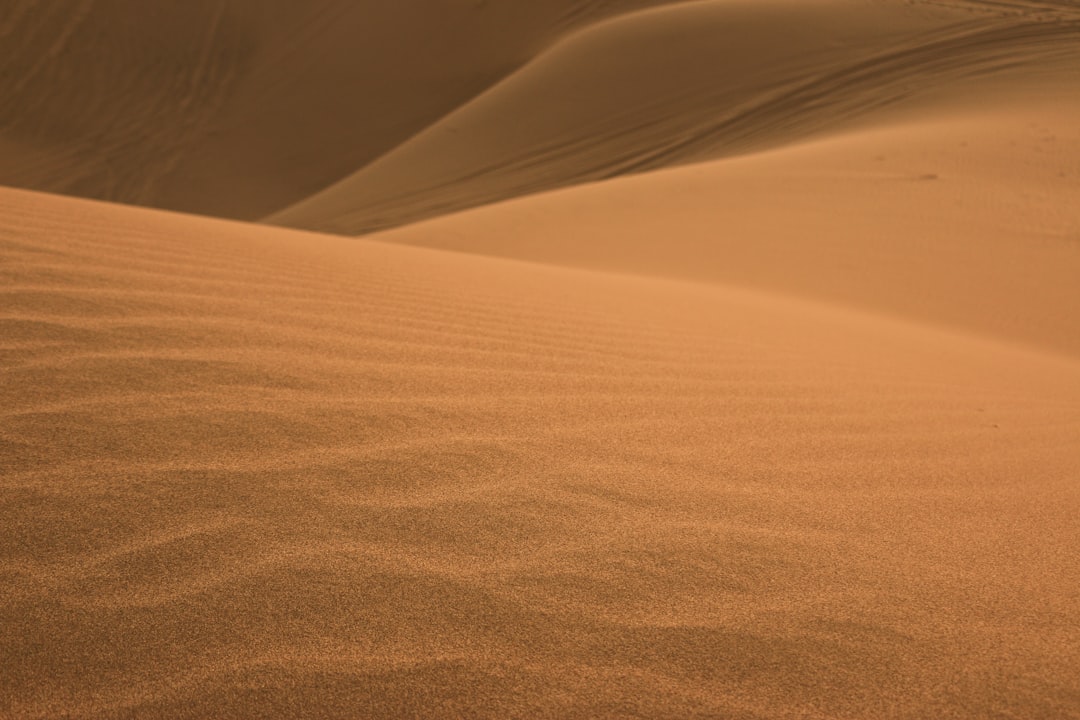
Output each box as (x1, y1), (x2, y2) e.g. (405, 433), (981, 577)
(269, 0), (1080, 234)
(5, 1), (1075, 231)
(3, 187), (1080, 718)
(378, 94), (1080, 359)
(0, 0), (676, 220)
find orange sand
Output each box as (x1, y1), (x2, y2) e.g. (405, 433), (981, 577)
(2, 1), (1079, 718)
(3, 185), (1080, 717)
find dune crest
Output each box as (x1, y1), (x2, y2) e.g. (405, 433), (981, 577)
(0, 0), (680, 220)
(377, 93), (1080, 358)
(268, 0), (1080, 234)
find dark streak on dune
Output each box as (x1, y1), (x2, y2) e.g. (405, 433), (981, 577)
(270, 10), (1080, 235)
(610, 19), (1080, 172)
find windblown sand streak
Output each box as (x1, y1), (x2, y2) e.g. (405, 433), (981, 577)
(269, 5), (1080, 235)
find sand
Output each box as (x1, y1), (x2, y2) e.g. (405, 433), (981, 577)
(377, 93), (1080, 358)
(4, 185), (1080, 718)
(0, 0), (675, 220)
(2, 1), (1080, 718)
(268, 0), (1080, 234)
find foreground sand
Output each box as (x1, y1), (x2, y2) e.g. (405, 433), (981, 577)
(3, 186), (1079, 718)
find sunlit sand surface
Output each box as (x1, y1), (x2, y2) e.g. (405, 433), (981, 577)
(2, 1), (1078, 718)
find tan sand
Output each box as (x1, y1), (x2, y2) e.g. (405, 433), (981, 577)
(377, 93), (1080, 358)
(2, 1), (1079, 718)
(268, 0), (1080, 234)
(2, 186), (1079, 718)
(0, 0), (675, 220)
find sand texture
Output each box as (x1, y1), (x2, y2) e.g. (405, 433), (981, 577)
(2, 1), (1080, 718)
(4, 185), (1080, 718)
(0, 0), (675, 220)
(268, 0), (1080, 234)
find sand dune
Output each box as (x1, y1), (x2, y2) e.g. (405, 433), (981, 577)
(377, 93), (1080, 358)
(5, 1), (1075, 230)
(3, 187), (1080, 718)
(3, 1), (1080, 718)
(268, 0), (1080, 234)
(0, 0), (676, 220)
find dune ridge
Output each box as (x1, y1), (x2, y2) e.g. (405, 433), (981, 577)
(268, 0), (1080, 235)
(0, 0), (682, 220)
(4, 1), (1076, 233)
(3, 187), (1080, 718)
(376, 93), (1080, 359)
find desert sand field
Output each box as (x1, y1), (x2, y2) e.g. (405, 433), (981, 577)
(2, 1), (1079, 718)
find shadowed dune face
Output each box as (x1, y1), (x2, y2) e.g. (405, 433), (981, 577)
(0, 0), (257, 207)
(3, 188), (1080, 718)
(268, 0), (1080, 234)
(0, 0), (679, 220)
(3, 1), (1077, 230)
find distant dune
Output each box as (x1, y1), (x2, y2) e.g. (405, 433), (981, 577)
(377, 92), (1080, 358)
(0, 0), (675, 220)
(2, 1), (1079, 718)
(3, 186), (1080, 718)
(268, 0), (1080, 234)
(3, 1), (1078, 229)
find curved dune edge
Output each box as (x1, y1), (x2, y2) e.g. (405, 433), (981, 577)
(268, 0), (1080, 235)
(2, 186), (1079, 718)
(375, 92), (1080, 359)
(0, 0), (684, 221)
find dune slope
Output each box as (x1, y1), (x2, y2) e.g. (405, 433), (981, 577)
(377, 94), (1080, 359)
(2, 187), (1079, 718)
(268, 0), (1080, 234)
(0, 0), (678, 220)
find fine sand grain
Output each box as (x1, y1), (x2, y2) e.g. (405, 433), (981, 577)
(2, 187), (1079, 718)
